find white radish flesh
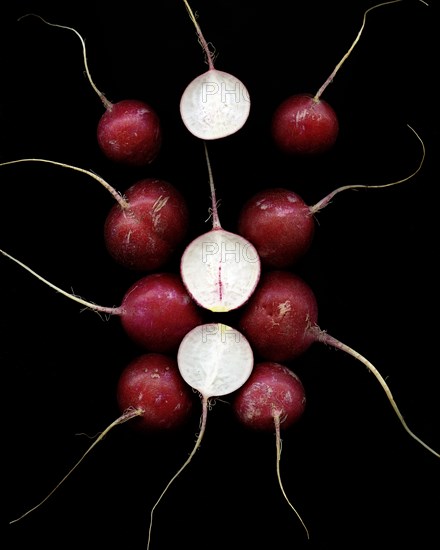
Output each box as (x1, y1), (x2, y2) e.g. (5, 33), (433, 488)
(180, 69), (251, 140)
(180, 228), (260, 312)
(177, 323), (254, 397)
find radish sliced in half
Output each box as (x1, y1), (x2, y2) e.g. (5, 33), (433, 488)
(177, 323), (254, 397)
(181, 228), (260, 312)
(180, 69), (251, 140)
(180, 143), (261, 312)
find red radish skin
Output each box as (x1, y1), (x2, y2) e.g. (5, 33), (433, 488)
(104, 178), (189, 271)
(237, 188), (315, 268)
(97, 99), (162, 166)
(239, 271), (318, 362)
(116, 353), (195, 431)
(119, 273), (204, 353)
(271, 94), (339, 155)
(233, 362), (306, 431)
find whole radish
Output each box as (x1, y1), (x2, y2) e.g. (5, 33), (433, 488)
(0, 250), (204, 353)
(10, 353), (195, 525)
(0, 159), (189, 272)
(237, 125), (424, 268)
(238, 270), (439, 459)
(116, 353), (195, 432)
(233, 362), (306, 432)
(19, 15), (162, 166)
(118, 273), (204, 352)
(233, 362), (308, 537)
(271, 1), (420, 155)
(104, 178), (189, 271)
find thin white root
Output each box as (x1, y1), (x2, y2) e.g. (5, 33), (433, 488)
(0, 249), (121, 316)
(274, 414), (310, 539)
(18, 13), (112, 109)
(0, 158), (129, 209)
(315, 0), (404, 100)
(147, 396), (209, 550)
(309, 124), (425, 215)
(312, 327), (440, 459)
(9, 408), (143, 524)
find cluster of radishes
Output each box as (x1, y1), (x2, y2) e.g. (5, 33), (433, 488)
(4, 0), (438, 547)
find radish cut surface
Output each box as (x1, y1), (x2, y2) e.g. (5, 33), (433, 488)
(180, 228), (261, 312)
(177, 323), (254, 397)
(180, 69), (251, 140)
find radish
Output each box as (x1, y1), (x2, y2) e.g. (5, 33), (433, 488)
(103, 178), (189, 272)
(146, 322), (254, 549)
(18, 14), (162, 166)
(116, 353), (195, 432)
(0, 158), (189, 271)
(180, 143), (261, 311)
(238, 270), (439, 459)
(237, 125), (425, 267)
(270, 0), (426, 155)
(233, 362), (308, 537)
(0, 250), (204, 353)
(10, 352), (195, 524)
(179, 0), (250, 140)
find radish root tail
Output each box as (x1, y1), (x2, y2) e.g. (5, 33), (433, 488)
(147, 396), (209, 550)
(9, 407), (143, 524)
(312, 327), (440, 459)
(274, 413), (310, 539)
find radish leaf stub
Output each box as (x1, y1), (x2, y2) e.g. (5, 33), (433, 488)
(177, 323), (254, 397)
(180, 69), (251, 140)
(180, 229), (261, 312)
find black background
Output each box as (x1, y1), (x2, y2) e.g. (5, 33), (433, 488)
(2, 1), (439, 549)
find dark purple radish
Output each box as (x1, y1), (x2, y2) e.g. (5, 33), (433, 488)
(104, 178), (189, 271)
(116, 353), (195, 432)
(271, 0), (409, 155)
(180, 143), (261, 312)
(179, 0), (250, 140)
(19, 14), (162, 166)
(0, 250), (204, 353)
(147, 322), (254, 549)
(238, 270), (439, 458)
(233, 362), (308, 537)
(238, 126), (425, 268)
(10, 353), (194, 525)
(0, 159), (189, 271)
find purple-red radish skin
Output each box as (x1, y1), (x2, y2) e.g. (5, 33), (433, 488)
(97, 99), (162, 166)
(120, 273), (204, 353)
(116, 353), (195, 431)
(237, 188), (315, 268)
(233, 362), (306, 431)
(238, 271), (318, 362)
(104, 178), (189, 271)
(271, 94), (339, 155)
